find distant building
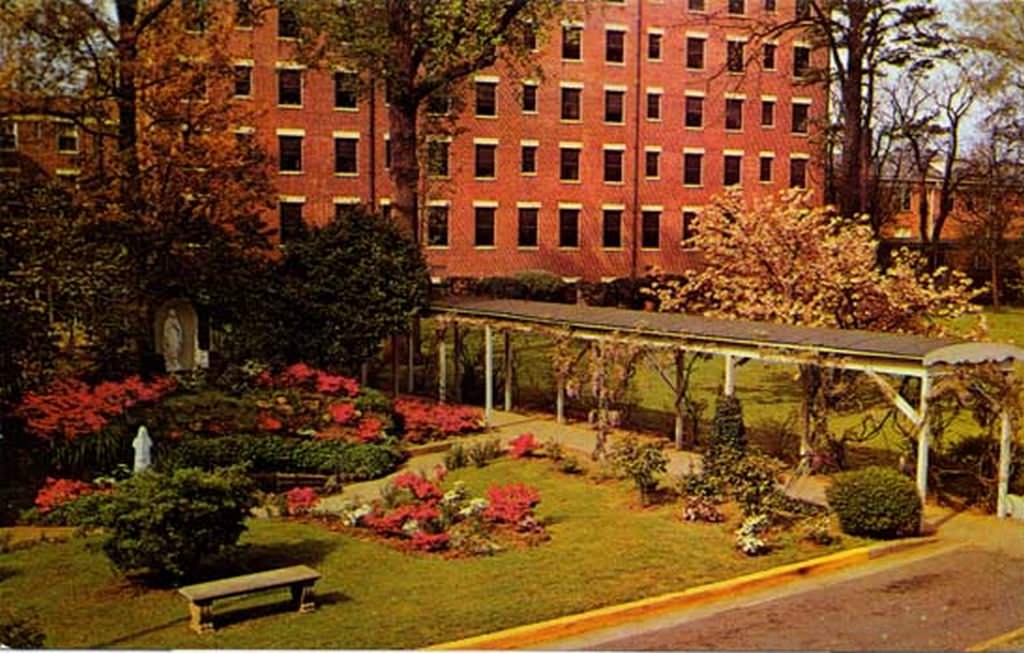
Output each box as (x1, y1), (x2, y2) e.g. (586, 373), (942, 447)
(0, 0), (827, 282)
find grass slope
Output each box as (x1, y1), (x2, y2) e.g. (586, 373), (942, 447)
(0, 460), (862, 649)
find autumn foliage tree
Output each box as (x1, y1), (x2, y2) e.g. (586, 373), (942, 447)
(647, 189), (980, 458)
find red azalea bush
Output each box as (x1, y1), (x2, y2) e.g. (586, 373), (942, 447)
(34, 477), (96, 514)
(508, 433), (539, 459)
(394, 397), (484, 443)
(257, 412), (284, 432)
(17, 376), (177, 441)
(329, 403), (357, 425)
(284, 486), (320, 516)
(274, 363), (359, 397)
(484, 483), (541, 524)
(344, 472), (544, 555)
(355, 416), (384, 443)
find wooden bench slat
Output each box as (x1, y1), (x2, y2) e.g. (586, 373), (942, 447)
(179, 565), (321, 603)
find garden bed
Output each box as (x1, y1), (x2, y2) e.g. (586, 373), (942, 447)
(0, 459), (867, 649)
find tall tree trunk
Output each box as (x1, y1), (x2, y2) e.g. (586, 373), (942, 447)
(115, 0), (142, 216)
(840, 5), (867, 220)
(389, 100), (420, 242)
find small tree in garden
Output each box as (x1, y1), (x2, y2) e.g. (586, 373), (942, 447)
(585, 340), (643, 460)
(230, 206), (430, 369)
(647, 189), (981, 458)
(609, 436), (669, 506)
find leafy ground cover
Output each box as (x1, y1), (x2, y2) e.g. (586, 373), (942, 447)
(0, 459), (865, 649)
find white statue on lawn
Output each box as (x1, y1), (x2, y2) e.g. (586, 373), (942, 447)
(133, 425), (152, 473)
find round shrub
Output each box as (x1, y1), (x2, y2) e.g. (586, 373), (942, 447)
(711, 395), (746, 452)
(826, 466), (921, 539)
(76, 466), (257, 581)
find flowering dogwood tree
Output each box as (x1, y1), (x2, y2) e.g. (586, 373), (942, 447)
(647, 189), (981, 460)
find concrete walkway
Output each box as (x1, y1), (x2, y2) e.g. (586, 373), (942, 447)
(320, 408), (830, 509)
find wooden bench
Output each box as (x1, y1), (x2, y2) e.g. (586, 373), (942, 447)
(178, 565), (321, 633)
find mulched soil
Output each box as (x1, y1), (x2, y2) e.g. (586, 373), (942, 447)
(591, 547), (1024, 651)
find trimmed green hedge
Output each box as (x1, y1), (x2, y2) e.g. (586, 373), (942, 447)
(826, 466), (921, 539)
(158, 435), (404, 481)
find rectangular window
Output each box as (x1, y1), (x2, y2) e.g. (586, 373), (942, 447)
(792, 102), (810, 134)
(604, 90), (625, 123)
(759, 155), (774, 183)
(474, 143), (497, 178)
(727, 41), (745, 73)
(764, 0), (777, 10)
(686, 37), (705, 69)
(279, 201), (304, 241)
(559, 208), (579, 248)
(724, 154), (742, 186)
(684, 152), (703, 186)
(728, 0), (745, 13)
(521, 144), (537, 174)
(648, 32), (662, 60)
(234, 65), (252, 97)
(427, 205), (449, 247)
(235, 0), (254, 27)
(688, 0), (706, 10)
(682, 211), (697, 245)
(475, 81), (497, 117)
(57, 128), (78, 153)
(645, 150), (660, 179)
(474, 206), (496, 247)
(602, 209), (623, 248)
(726, 98), (744, 131)
(560, 147), (581, 181)
(764, 43), (777, 70)
(604, 149), (624, 183)
(334, 137), (358, 174)
(277, 69), (302, 106)
(647, 92), (662, 120)
(794, 46), (811, 77)
(605, 29), (625, 64)
(334, 71), (358, 109)
(790, 158), (808, 188)
(685, 96), (704, 128)
(561, 87), (582, 121)
(277, 3), (298, 38)
(522, 83), (538, 113)
(278, 135), (302, 172)
(427, 90), (451, 115)
(427, 140), (449, 177)
(518, 207), (539, 247)
(562, 25), (582, 60)
(761, 100), (776, 127)
(641, 210), (661, 249)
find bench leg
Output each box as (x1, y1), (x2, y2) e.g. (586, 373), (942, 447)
(189, 601), (215, 634)
(291, 584), (316, 613)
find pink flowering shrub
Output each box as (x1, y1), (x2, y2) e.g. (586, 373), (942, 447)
(393, 471), (443, 501)
(394, 397), (484, 443)
(355, 416), (385, 443)
(329, 402), (357, 425)
(508, 433), (539, 459)
(17, 376), (177, 441)
(34, 478), (96, 514)
(273, 363), (359, 397)
(484, 483), (541, 524)
(285, 486), (320, 516)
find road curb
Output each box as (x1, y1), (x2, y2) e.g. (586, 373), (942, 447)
(967, 624), (1024, 652)
(429, 537), (939, 650)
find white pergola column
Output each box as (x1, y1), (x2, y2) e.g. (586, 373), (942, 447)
(724, 354), (736, 397)
(556, 378), (566, 424)
(916, 373), (932, 502)
(438, 335), (447, 403)
(484, 324), (494, 424)
(674, 350), (686, 450)
(503, 331), (513, 412)
(998, 410), (1014, 518)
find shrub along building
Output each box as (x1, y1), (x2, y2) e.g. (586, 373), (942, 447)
(0, 0), (826, 282)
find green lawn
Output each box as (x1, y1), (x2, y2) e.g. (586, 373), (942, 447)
(416, 309), (1024, 460)
(0, 459), (862, 649)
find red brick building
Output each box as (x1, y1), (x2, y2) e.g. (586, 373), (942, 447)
(1, 0), (826, 282)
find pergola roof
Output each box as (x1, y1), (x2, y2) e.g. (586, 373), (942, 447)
(432, 297), (1024, 377)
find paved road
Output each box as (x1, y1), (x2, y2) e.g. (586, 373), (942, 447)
(581, 547), (1024, 651)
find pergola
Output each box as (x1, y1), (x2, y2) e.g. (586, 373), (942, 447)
(428, 297), (1024, 519)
